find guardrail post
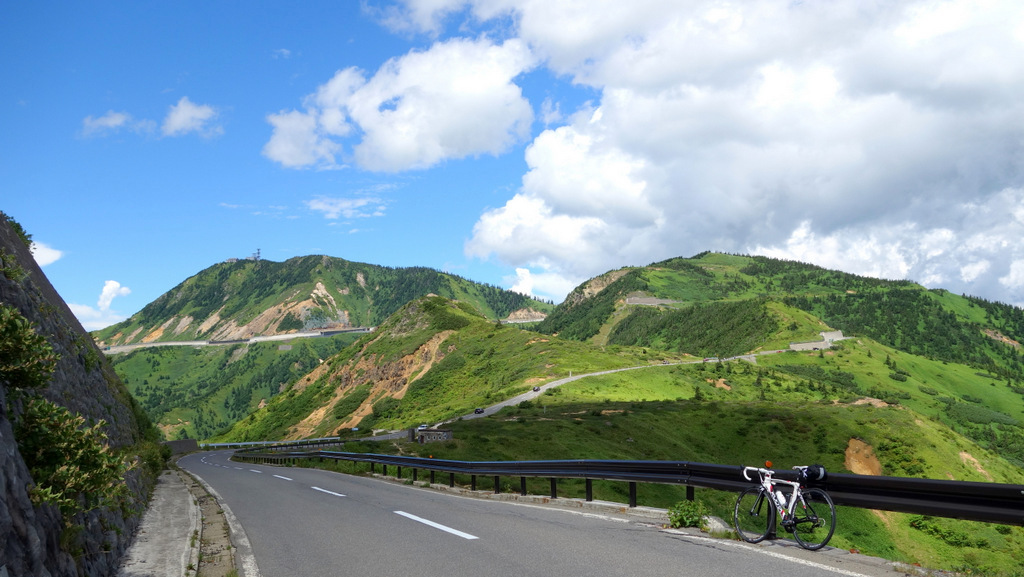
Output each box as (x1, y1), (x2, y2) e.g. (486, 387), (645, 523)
(629, 482), (637, 507)
(397, 466), (403, 479)
(586, 479), (593, 502)
(430, 470), (436, 484)
(520, 477), (527, 496)
(383, 464), (387, 476)
(412, 468), (418, 482)
(449, 472), (455, 487)
(550, 478), (557, 499)
(494, 476), (501, 494)
(370, 462), (375, 473)
(686, 485), (694, 501)
(471, 475), (477, 491)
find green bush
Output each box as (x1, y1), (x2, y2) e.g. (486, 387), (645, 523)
(15, 398), (136, 523)
(668, 499), (709, 530)
(0, 304), (58, 390)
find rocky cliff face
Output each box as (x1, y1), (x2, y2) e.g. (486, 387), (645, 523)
(1, 216), (148, 577)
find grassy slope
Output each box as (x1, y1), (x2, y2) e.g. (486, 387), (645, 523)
(216, 296), (689, 442)
(114, 333), (360, 439)
(355, 339), (1024, 573)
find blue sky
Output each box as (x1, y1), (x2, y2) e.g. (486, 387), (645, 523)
(4, 1), (1024, 330)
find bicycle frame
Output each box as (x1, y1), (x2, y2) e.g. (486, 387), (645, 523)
(737, 464), (836, 550)
(743, 466), (804, 524)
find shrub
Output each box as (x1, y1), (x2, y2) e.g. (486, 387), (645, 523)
(15, 398), (136, 523)
(0, 304), (58, 390)
(668, 499), (709, 530)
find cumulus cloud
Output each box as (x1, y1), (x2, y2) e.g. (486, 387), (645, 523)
(506, 267), (576, 301)
(263, 37), (536, 171)
(442, 0), (1024, 304)
(69, 280), (131, 331)
(162, 96), (222, 137)
(30, 242), (63, 266)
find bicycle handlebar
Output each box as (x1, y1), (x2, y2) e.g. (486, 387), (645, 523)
(742, 465), (770, 481)
(742, 464), (811, 481)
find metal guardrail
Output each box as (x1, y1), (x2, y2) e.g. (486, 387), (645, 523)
(231, 447), (1024, 525)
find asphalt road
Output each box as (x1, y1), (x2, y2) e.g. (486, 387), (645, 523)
(180, 451), (907, 577)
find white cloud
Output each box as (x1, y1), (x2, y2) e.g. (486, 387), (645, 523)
(505, 267), (576, 302)
(162, 96), (222, 137)
(446, 0), (1024, 304)
(1000, 261), (1024, 291)
(69, 280), (131, 331)
(30, 242), (62, 266)
(263, 109), (340, 168)
(81, 110), (154, 137)
(306, 196), (386, 219)
(263, 37), (536, 171)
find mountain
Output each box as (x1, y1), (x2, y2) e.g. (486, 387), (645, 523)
(214, 294), (666, 441)
(94, 254), (552, 345)
(110, 251), (1024, 571)
(539, 252), (1024, 381)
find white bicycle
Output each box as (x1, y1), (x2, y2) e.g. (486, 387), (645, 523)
(734, 462), (836, 550)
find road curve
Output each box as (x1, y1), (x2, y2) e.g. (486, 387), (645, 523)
(180, 450), (907, 577)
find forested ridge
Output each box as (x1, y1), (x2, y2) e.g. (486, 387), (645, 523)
(607, 299), (779, 358)
(784, 290), (1024, 381)
(97, 255), (550, 344)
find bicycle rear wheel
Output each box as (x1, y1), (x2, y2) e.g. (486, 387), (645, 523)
(791, 488), (836, 550)
(734, 486), (774, 543)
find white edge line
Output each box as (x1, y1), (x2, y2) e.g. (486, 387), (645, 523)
(663, 530), (873, 577)
(394, 511), (478, 540)
(272, 474), (293, 481)
(311, 486), (346, 497)
(249, 469), (262, 473)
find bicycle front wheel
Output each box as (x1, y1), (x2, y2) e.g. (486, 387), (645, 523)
(734, 486), (774, 543)
(791, 488), (836, 550)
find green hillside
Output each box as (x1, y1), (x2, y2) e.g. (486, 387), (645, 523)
(108, 251), (1024, 573)
(214, 295), (683, 442)
(113, 333), (361, 439)
(94, 255), (552, 345)
(289, 326), (1024, 573)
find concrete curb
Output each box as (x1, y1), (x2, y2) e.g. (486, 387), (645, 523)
(179, 470), (202, 576)
(183, 467), (262, 577)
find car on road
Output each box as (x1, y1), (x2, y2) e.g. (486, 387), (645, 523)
(532, 386), (540, 392)
(474, 408), (485, 414)
(417, 424), (428, 430)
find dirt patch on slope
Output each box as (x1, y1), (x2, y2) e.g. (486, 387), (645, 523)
(959, 451), (993, 481)
(706, 378), (731, 390)
(984, 329), (1021, 348)
(845, 438), (883, 476)
(288, 330), (455, 438)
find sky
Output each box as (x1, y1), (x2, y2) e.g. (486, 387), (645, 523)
(4, 1), (1024, 331)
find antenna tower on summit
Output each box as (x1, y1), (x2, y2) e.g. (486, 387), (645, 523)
(251, 248), (261, 261)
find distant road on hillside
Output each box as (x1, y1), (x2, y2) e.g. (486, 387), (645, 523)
(450, 346), (798, 424)
(100, 327), (374, 355)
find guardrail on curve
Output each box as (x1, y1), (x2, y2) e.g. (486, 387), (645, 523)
(229, 446), (1024, 526)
